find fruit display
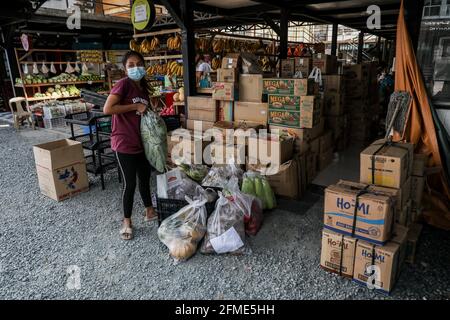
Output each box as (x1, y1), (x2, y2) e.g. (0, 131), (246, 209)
(140, 37), (160, 54)
(33, 85), (80, 99)
(166, 34), (181, 51)
(211, 56), (221, 70)
(129, 39), (140, 52)
(146, 60), (183, 77)
(173, 87), (184, 102)
(77, 50), (103, 63)
(17, 72), (103, 86)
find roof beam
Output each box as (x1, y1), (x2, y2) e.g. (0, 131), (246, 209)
(159, 0), (185, 29)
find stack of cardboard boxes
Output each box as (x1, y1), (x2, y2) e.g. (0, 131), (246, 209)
(343, 63), (380, 145)
(264, 54), (341, 185)
(320, 139), (421, 294)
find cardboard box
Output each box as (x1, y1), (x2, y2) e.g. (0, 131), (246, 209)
(247, 134), (294, 167)
(411, 175), (425, 209)
(412, 153), (427, 177)
(217, 68), (238, 83)
(325, 115), (346, 141)
(280, 59), (295, 78)
(319, 130), (333, 155)
(306, 152), (318, 184)
(263, 78), (318, 96)
(353, 225), (407, 294)
(324, 93), (345, 116)
(320, 229), (357, 278)
(343, 64), (370, 80)
(212, 82), (237, 101)
(324, 181), (395, 245)
(218, 100), (234, 122)
(360, 139), (414, 188)
(221, 53), (241, 69)
(33, 139), (89, 201)
(187, 96), (218, 122)
(269, 118), (324, 141)
(293, 57), (312, 77)
(396, 200), (412, 226)
(247, 155), (304, 199)
(405, 223), (422, 264)
(186, 119), (215, 132)
(268, 96), (320, 129)
(169, 130), (210, 165)
(262, 159), (299, 199)
(309, 136), (320, 154)
(294, 139), (309, 154)
(319, 148), (333, 171)
(206, 142), (246, 166)
(239, 74), (263, 102)
(312, 53), (337, 74)
(367, 177), (412, 212)
(323, 75), (345, 94)
(268, 94), (301, 111)
(234, 101), (268, 125)
(212, 121), (264, 145)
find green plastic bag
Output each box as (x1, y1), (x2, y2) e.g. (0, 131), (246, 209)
(141, 110), (168, 173)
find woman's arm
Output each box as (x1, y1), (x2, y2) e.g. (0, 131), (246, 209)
(103, 94), (146, 115)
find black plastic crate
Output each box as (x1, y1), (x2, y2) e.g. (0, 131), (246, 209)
(161, 114), (181, 132)
(156, 197), (216, 224)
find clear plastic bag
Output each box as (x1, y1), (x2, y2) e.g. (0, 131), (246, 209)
(157, 197), (208, 263)
(141, 110), (168, 173)
(200, 192), (246, 255)
(224, 177), (263, 236)
(201, 164), (243, 188)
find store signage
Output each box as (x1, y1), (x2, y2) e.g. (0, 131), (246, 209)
(21, 33), (30, 51)
(131, 0), (156, 31)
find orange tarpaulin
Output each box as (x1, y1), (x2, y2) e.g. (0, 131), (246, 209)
(395, 0), (450, 229)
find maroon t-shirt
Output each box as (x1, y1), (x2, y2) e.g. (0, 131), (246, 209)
(109, 77), (149, 154)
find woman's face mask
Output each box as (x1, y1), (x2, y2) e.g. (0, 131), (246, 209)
(127, 66), (146, 81)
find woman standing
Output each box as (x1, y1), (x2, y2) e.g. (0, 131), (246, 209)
(104, 50), (158, 240)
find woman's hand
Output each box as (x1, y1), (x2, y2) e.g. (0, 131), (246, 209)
(135, 103), (147, 114)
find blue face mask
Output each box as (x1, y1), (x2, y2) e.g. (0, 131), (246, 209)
(127, 66), (146, 81)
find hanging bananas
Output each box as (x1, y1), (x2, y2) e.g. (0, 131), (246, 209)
(146, 60), (183, 77)
(167, 34), (182, 51)
(211, 57), (221, 70)
(129, 39), (140, 52)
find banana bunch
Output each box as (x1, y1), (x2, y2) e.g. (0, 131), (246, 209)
(195, 38), (209, 52)
(211, 57), (221, 70)
(146, 63), (168, 76)
(166, 60), (183, 77)
(129, 39), (140, 52)
(212, 39), (225, 53)
(259, 57), (273, 72)
(167, 34), (181, 50)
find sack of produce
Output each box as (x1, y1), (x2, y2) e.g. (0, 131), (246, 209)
(141, 110), (168, 173)
(223, 177), (263, 236)
(179, 163), (209, 182)
(200, 192), (246, 255)
(201, 164), (243, 188)
(241, 171), (276, 210)
(157, 197), (208, 263)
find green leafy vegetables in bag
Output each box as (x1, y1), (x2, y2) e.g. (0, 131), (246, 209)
(141, 110), (168, 173)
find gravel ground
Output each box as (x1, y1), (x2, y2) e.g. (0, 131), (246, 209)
(0, 124), (449, 300)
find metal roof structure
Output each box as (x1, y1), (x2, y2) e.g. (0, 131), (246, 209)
(151, 0), (411, 39)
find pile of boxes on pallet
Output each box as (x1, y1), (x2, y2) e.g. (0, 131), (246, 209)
(320, 139), (425, 294)
(342, 63), (380, 145)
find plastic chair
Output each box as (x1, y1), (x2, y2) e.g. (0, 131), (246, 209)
(8, 97), (35, 130)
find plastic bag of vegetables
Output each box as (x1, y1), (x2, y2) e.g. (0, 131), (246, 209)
(141, 110), (167, 173)
(241, 171), (276, 210)
(179, 163), (209, 182)
(157, 197), (207, 263)
(200, 192), (246, 255)
(223, 177), (263, 236)
(201, 163), (244, 188)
